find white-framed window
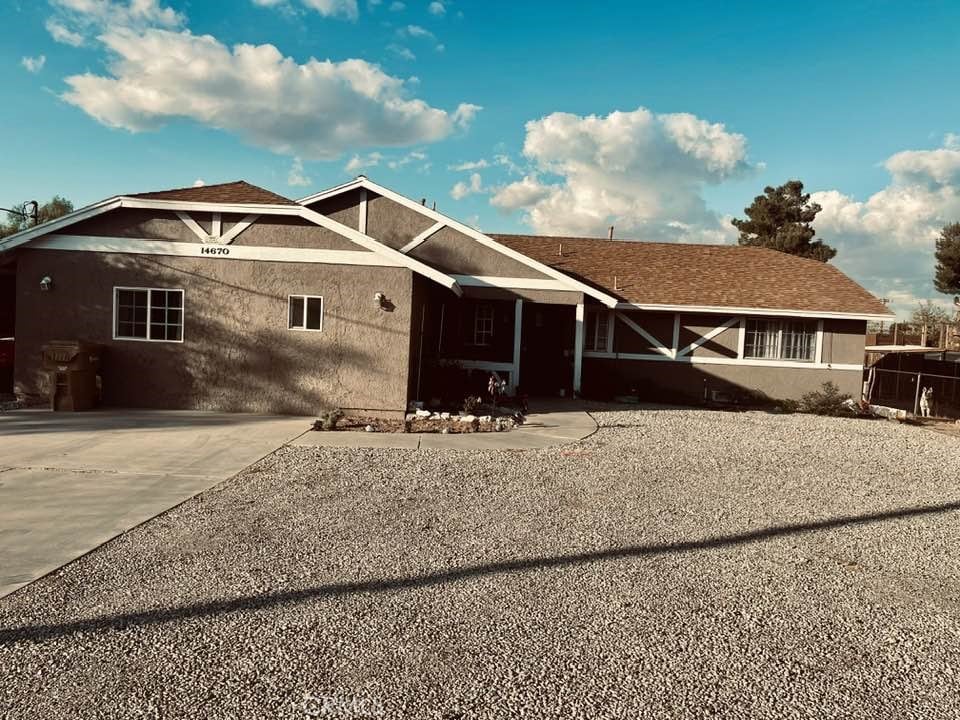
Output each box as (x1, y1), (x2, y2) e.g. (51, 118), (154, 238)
(744, 319), (817, 362)
(288, 295), (324, 331)
(473, 303), (494, 346)
(585, 308), (610, 352)
(113, 287), (184, 342)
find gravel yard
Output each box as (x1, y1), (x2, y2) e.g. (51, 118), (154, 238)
(2, 406), (960, 719)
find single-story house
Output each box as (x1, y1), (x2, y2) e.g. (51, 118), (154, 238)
(0, 176), (893, 415)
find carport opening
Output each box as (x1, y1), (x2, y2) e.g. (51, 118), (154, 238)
(0, 257), (15, 398)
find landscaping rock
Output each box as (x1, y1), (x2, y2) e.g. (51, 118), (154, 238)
(458, 414), (476, 423)
(3, 407), (960, 718)
(414, 409), (431, 419)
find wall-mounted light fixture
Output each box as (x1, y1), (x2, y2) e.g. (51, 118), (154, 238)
(39, 275), (53, 292)
(374, 292), (387, 309)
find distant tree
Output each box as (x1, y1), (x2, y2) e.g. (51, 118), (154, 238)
(934, 222), (960, 296)
(0, 196), (73, 239)
(910, 300), (952, 329)
(732, 180), (836, 262)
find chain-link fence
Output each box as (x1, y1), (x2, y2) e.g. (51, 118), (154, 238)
(866, 367), (960, 418)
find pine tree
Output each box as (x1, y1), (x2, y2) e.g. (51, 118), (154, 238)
(934, 222), (960, 295)
(732, 180), (836, 262)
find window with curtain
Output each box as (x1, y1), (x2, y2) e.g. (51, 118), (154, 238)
(744, 319), (817, 361)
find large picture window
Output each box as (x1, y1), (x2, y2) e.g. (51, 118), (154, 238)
(114, 287), (183, 342)
(288, 295), (324, 331)
(472, 304), (494, 346)
(585, 309), (609, 352)
(744, 319), (817, 362)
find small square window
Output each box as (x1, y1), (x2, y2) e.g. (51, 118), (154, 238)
(114, 287), (183, 342)
(289, 295), (323, 331)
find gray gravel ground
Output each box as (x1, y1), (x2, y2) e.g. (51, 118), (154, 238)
(2, 406), (960, 719)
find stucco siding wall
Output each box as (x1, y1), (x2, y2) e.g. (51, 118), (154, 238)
(306, 189), (362, 230)
(230, 216), (362, 250)
(613, 311), (675, 354)
(412, 227), (550, 279)
(14, 249), (413, 415)
(69, 209), (200, 243)
(366, 194), (436, 250)
(582, 357), (862, 403)
(679, 314), (739, 359)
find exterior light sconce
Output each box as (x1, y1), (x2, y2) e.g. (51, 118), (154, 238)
(39, 276), (53, 292)
(374, 292), (394, 312)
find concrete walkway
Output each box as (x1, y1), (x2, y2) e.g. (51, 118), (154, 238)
(0, 409), (310, 598)
(291, 400), (597, 450)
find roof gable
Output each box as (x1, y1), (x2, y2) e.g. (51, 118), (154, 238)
(299, 177), (619, 307)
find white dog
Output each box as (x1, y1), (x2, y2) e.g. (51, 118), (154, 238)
(919, 386), (934, 418)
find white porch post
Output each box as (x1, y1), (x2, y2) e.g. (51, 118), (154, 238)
(573, 302), (585, 396)
(512, 298), (523, 393)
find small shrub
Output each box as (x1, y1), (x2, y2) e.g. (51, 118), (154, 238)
(798, 382), (854, 416)
(462, 395), (482, 415)
(314, 408), (344, 431)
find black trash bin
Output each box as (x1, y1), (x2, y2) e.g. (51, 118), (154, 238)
(41, 340), (103, 411)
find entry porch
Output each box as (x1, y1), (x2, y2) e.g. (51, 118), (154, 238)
(410, 284), (592, 403)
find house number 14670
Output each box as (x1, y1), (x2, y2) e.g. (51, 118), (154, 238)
(200, 247), (230, 255)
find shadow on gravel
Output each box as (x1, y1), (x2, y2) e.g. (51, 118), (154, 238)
(3, 500), (959, 645)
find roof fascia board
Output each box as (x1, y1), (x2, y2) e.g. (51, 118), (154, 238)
(119, 198), (298, 215)
(297, 178), (365, 205)
(615, 302), (893, 321)
(0, 196), (123, 252)
(295, 205), (461, 296)
(303, 177), (617, 307)
(2, 192), (462, 294)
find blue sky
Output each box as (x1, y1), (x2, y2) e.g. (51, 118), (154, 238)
(4, 0), (960, 316)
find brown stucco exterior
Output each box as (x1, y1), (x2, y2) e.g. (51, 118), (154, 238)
(411, 227), (550, 279)
(230, 215), (363, 250)
(69, 209), (201, 242)
(366, 193), (437, 250)
(583, 312), (866, 402)
(306, 189), (362, 231)
(582, 357), (862, 403)
(14, 248), (414, 416)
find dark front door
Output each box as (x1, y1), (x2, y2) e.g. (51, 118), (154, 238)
(519, 303), (575, 396)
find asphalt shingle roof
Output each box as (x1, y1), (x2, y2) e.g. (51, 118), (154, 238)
(492, 234), (892, 316)
(128, 181), (296, 206)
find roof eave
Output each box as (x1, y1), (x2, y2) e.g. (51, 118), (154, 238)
(614, 301), (894, 321)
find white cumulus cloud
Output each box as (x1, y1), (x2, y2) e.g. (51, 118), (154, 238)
(252, 0), (359, 20)
(46, 19), (84, 46)
(46, 0), (184, 45)
(287, 157), (312, 186)
(60, 27), (481, 160)
(812, 137), (960, 318)
(21, 55), (46, 73)
(490, 107), (753, 241)
(428, 1), (445, 15)
(451, 172), (482, 200)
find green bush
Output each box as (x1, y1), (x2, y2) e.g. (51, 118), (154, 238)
(798, 382), (854, 416)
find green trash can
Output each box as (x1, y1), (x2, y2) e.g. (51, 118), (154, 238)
(41, 340), (103, 411)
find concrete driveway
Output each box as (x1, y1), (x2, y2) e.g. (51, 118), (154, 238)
(0, 409), (310, 598)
